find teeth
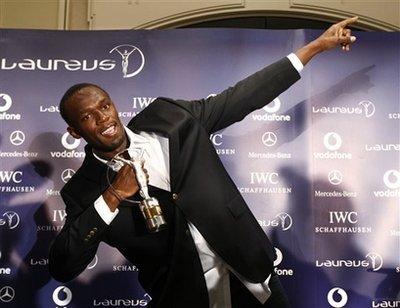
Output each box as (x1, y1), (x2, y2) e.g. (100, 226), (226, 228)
(101, 125), (115, 136)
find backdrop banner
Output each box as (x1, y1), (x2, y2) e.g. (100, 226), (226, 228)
(0, 29), (399, 308)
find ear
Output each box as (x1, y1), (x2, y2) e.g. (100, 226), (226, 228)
(67, 126), (82, 139)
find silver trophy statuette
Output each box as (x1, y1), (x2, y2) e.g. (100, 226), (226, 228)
(113, 153), (167, 233)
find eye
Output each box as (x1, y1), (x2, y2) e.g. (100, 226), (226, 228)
(102, 103), (110, 110)
(82, 114), (91, 121)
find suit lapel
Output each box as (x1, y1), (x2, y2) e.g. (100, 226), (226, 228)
(129, 110), (180, 191)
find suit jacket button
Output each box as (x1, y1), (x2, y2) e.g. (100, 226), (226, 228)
(89, 230), (95, 236)
(172, 193), (178, 200)
(93, 227), (98, 232)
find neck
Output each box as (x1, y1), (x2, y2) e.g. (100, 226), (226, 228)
(93, 134), (129, 161)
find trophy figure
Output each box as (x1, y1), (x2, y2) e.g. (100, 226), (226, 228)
(110, 149), (167, 233)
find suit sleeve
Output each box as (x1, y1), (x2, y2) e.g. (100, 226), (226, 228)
(177, 56), (301, 134)
(48, 191), (109, 282)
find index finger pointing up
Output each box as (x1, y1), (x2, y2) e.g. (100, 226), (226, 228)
(338, 16), (359, 28)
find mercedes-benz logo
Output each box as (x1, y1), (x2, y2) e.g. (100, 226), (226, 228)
(53, 286), (72, 306)
(0, 286), (15, 303)
(110, 44), (145, 78)
(323, 132), (342, 151)
(358, 100), (376, 118)
(276, 212), (293, 231)
(0, 211), (20, 229)
(273, 247), (283, 267)
(61, 169), (75, 183)
(9, 130), (25, 146)
(263, 97), (281, 113)
(262, 131), (278, 147)
(327, 287), (348, 308)
(328, 170), (343, 185)
(383, 170), (400, 189)
(61, 132), (80, 150)
(0, 93), (12, 113)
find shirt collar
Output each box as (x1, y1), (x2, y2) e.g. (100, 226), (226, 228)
(92, 126), (149, 170)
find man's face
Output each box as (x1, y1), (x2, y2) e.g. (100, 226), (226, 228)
(65, 86), (126, 158)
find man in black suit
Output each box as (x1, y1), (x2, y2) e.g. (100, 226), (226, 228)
(49, 17), (358, 307)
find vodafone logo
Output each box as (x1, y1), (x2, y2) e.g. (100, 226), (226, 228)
(327, 287), (348, 307)
(52, 286), (72, 306)
(0, 93), (12, 112)
(263, 97), (281, 113)
(61, 132), (80, 150)
(383, 170), (400, 189)
(273, 247), (283, 267)
(324, 132), (342, 151)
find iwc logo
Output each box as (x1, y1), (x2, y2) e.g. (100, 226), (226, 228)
(110, 45), (145, 78)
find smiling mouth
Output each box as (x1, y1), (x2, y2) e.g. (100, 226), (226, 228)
(101, 124), (117, 137)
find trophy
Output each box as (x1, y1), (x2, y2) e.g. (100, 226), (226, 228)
(107, 149), (167, 233)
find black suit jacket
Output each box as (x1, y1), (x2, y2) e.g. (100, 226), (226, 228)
(49, 56), (300, 303)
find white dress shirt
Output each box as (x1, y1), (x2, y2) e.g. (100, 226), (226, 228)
(92, 54), (303, 307)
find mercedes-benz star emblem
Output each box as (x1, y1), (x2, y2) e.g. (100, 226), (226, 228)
(262, 131), (278, 147)
(0, 286), (15, 303)
(10, 130), (25, 146)
(328, 170), (343, 185)
(61, 169), (75, 183)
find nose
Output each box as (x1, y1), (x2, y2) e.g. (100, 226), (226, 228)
(95, 110), (109, 124)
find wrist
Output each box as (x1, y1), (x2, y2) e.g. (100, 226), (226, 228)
(103, 188), (121, 212)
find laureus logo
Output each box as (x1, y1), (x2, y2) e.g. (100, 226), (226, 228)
(52, 286), (72, 306)
(109, 44), (145, 78)
(0, 211), (20, 229)
(327, 287), (348, 308)
(365, 252), (383, 271)
(358, 100), (375, 118)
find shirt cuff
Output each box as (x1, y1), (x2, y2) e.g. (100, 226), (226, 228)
(94, 195), (119, 225)
(287, 53), (304, 74)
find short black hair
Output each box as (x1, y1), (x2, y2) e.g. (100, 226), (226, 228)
(59, 83), (107, 125)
